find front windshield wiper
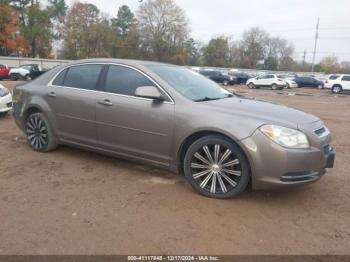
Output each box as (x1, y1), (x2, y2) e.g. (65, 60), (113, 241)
(194, 97), (221, 102)
(194, 93), (234, 102)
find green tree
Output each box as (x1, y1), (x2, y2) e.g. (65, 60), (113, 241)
(112, 5), (134, 37)
(202, 36), (230, 67)
(9, 0), (66, 57)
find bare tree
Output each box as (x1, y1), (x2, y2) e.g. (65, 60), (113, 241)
(240, 27), (269, 69)
(137, 0), (189, 62)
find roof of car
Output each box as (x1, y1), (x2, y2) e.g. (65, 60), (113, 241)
(68, 58), (173, 67)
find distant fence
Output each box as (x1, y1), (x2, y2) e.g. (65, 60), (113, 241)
(0, 56), (325, 77)
(0, 56), (71, 69)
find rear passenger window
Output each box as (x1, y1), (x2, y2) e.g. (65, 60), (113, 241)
(342, 76), (350, 81)
(63, 64), (103, 90)
(104, 65), (157, 96)
(52, 69), (67, 86)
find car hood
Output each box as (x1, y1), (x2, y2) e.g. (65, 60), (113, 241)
(203, 97), (319, 129)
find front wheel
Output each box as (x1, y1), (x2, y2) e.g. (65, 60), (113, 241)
(183, 135), (250, 199)
(26, 112), (57, 152)
(223, 80), (229, 86)
(271, 84), (278, 90)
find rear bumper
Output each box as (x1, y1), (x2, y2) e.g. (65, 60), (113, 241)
(0, 93), (12, 113)
(239, 130), (335, 190)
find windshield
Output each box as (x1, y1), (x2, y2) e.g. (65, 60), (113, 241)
(147, 65), (233, 102)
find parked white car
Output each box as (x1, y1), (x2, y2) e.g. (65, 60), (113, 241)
(246, 74), (286, 90)
(324, 75), (350, 94)
(0, 84), (12, 117)
(323, 75), (340, 89)
(277, 75), (298, 88)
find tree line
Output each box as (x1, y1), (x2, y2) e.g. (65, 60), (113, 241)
(0, 0), (349, 73)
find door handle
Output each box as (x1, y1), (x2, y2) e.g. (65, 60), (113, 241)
(98, 99), (113, 107)
(47, 92), (56, 97)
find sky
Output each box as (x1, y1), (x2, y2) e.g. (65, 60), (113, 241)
(67, 0), (350, 63)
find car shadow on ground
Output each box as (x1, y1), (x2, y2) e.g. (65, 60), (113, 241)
(50, 144), (320, 202)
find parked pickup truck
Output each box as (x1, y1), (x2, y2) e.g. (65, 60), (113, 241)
(9, 64), (46, 81)
(0, 64), (10, 80)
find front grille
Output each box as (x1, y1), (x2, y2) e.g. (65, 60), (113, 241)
(324, 144), (332, 155)
(6, 102), (12, 108)
(314, 127), (326, 136)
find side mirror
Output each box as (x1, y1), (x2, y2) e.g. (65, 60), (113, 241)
(134, 86), (164, 101)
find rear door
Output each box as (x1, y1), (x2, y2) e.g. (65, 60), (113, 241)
(46, 64), (104, 146)
(95, 64), (175, 166)
(265, 75), (275, 86)
(341, 75), (350, 90)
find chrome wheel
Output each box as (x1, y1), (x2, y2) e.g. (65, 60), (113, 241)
(190, 144), (242, 194)
(26, 115), (48, 150)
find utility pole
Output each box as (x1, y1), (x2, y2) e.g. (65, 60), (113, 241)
(302, 50), (306, 68)
(311, 17), (319, 72)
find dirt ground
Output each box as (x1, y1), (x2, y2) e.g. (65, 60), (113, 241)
(0, 81), (349, 255)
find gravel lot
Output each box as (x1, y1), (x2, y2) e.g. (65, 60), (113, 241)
(0, 81), (349, 255)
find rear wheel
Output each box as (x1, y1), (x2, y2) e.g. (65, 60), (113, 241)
(183, 135), (250, 199)
(271, 84), (278, 90)
(332, 85), (342, 94)
(223, 80), (229, 86)
(318, 84), (323, 89)
(26, 112), (57, 152)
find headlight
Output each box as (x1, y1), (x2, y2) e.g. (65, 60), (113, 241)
(0, 87), (9, 97)
(260, 125), (310, 149)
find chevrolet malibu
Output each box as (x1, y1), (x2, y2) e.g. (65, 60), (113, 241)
(12, 59), (335, 198)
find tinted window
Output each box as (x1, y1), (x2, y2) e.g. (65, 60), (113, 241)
(342, 76), (350, 81)
(329, 75), (339, 80)
(104, 65), (156, 96)
(266, 75), (275, 79)
(64, 64), (103, 90)
(52, 69), (67, 86)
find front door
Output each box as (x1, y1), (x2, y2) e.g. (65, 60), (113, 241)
(95, 65), (175, 166)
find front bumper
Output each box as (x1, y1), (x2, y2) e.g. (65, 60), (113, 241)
(0, 93), (12, 113)
(239, 130), (335, 190)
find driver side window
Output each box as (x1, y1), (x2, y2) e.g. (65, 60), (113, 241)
(104, 65), (168, 100)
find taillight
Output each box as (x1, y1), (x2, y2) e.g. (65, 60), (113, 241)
(277, 79), (283, 81)
(325, 80), (328, 83)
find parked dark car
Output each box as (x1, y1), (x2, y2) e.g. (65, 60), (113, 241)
(294, 76), (324, 88)
(229, 72), (252, 84)
(199, 70), (237, 86)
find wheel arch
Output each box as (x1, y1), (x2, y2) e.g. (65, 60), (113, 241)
(177, 130), (252, 177)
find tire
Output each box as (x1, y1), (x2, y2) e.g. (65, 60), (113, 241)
(223, 80), (229, 86)
(332, 85), (342, 94)
(183, 135), (250, 199)
(317, 84), (323, 89)
(26, 112), (57, 152)
(248, 83), (255, 89)
(271, 84), (278, 90)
